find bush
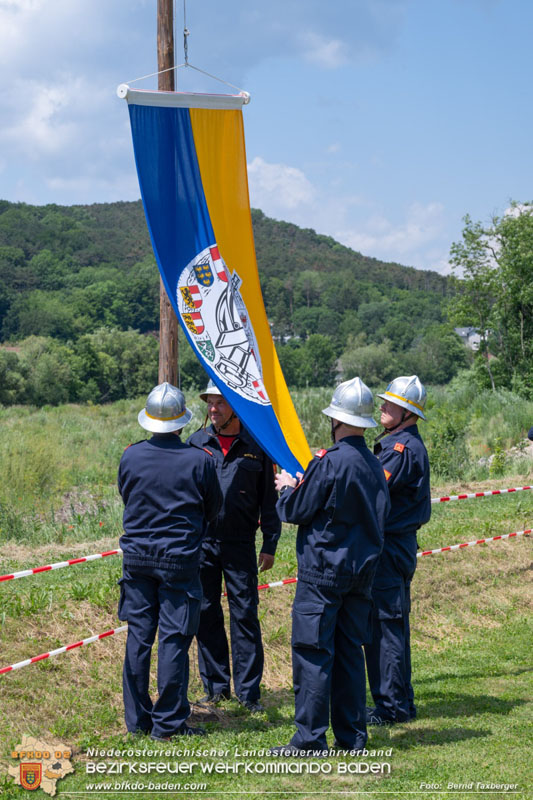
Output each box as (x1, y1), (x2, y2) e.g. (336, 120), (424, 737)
(18, 336), (79, 405)
(339, 334), (397, 385)
(0, 349), (26, 404)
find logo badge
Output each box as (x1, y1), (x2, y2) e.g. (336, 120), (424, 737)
(20, 763), (42, 791)
(9, 737), (74, 795)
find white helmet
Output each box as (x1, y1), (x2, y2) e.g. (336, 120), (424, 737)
(199, 378), (223, 403)
(138, 382), (193, 433)
(322, 377), (377, 428)
(377, 375), (427, 421)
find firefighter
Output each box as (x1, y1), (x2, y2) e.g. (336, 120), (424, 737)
(187, 380), (281, 713)
(271, 378), (390, 756)
(117, 382), (222, 740)
(364, 375), (431, 725)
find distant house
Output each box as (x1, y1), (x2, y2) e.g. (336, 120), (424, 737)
(454, 326), (482, 351)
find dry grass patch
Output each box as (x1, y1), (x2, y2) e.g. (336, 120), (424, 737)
(0, 536), (120, 566)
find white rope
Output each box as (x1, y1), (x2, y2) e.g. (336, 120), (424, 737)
(122, 62), (248, 97)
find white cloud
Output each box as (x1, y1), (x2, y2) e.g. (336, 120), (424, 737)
(2, 82), (72, 155)
(504, 202), (532, 218)
(298, 31), (349, 69)
(0, 76), (110, 157)
(329, 202), (454, 273)
(247, 156), (316, 212)
(247, 154), (450, 272)
(46, 173), (139, 203)
(337, 202), (446, 259)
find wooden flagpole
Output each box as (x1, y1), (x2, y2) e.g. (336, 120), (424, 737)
(157, 0), (179, 385)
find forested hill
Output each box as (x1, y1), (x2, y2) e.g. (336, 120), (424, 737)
(251, 209), (448, 294)
(0, 199), (465, 404)
(0, 198), (451, 337)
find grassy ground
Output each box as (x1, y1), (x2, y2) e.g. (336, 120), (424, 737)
(0, 399), (531, 799)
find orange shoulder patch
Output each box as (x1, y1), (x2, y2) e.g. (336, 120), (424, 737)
(384, 469), (392, 481)
(314, 448), (328, 459)
(393, 442), (405, 453)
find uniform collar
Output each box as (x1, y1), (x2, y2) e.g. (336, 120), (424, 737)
(382, 423), (419, 440)
(204, 423), (252, 446)
(148, 433), (184, 447)
(337, 434), (368, 449)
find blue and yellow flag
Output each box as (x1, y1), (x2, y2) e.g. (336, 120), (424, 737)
(121, 87), (311, 474)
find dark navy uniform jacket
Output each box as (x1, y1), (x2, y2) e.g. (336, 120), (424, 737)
(118, 434), (223, 577)
(187, 425), (281, 556)
(276, 436), (390, 591)
(374, 425), (431, 535)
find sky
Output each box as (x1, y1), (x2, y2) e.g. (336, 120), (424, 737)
(0, 0), (531, 274)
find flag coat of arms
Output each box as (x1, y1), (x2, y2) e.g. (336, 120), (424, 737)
(121, 86), (311, 473)
(20, 763), (42, 791)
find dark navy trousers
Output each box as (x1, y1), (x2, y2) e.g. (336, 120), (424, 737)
(196, 539), (263, 703)
(118, 564), (201, 738)
(290, 578), (373, 752)
(364, 532), (418, 722)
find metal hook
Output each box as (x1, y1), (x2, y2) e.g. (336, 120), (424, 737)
(184, 26), (190, 65)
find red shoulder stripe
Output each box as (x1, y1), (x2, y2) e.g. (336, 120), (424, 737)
(314, 448), (328, 459)
(393, 442), (405, 453)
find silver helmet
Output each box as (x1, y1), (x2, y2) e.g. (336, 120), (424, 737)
(138, 382), (193, 433)
(322, 377), (377, 428)
(199, 378), (223, 402)
(377, 375), (427, 420)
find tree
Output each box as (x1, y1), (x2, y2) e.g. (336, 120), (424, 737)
(448, 214), (499, 390)
(18, 337), (78, 405)
(339, 334), (397, 387)
(449, 203), (533, 394)
(276, 341), (303, 387)
(298, 335), (337, 387)
(0, 350), (25, 404)
(404, 325), (469, 384)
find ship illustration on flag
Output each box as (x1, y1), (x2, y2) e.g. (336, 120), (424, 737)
(178, 245), (267, 404)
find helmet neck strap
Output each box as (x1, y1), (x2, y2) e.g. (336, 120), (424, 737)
(214, 412), (238, 434)
(376, 409), (417, 443)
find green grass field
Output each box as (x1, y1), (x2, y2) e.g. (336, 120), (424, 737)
(0, 397), (531, 799)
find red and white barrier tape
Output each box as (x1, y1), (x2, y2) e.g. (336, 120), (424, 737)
(0, 626), (127, 675)
(417, 528), (530, 557)
(0, 549), (121, 583)
(1, 528), (529, 675)
(252, 529), (530, 592)
(432, 485), (532, 504)
(3, 520), (531, 588)
(0, 485), (530, 584)
(258, 576), (297, 592)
